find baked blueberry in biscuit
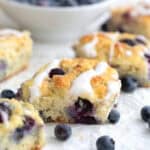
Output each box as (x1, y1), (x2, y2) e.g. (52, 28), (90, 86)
(0, 98), (45, 150)
(20, 58), (121, 124)
(73, 32), (150, 87)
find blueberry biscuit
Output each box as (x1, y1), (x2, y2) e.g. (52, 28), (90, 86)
(102, 3), (150, 38)
(20, 58), (121, 124)
(0, 29), (32, 82)
(73, 32), (150, 87)
(0, 98), (45, 150)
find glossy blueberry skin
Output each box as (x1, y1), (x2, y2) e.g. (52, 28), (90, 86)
(1, 89), (16, 99)
(119, 39), (137, 46)
(96, 136), (115, 150)
(121, 76), (138, 93)
(141, 106), (150, 122)
(108, 109), (120, 124)
(55, 124), (72, 141)
(13, 0), (101, 6)
(49, 68), (65, 78)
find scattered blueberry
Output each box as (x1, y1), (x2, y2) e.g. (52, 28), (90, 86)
(1, 89), (16, 99)
(49, 68), (65, 78)
(119, 39), (137, 46)
(55, 124), (72, 141)
(108, 109), (120, 124)
(121, 76), (138, 92)
(96, 136), (115, 150)
(141, 106), (150, 122)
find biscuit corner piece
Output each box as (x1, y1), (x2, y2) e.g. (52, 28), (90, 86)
(20, 58), (121, 124)
(0, 98), (45, 150)
(0, 29), (32, 82)
(73, 32), (150, 87)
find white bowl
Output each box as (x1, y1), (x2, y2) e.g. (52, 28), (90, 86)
(0, 0), (116, 42)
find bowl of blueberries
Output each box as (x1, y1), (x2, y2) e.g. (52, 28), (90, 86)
(0, 0), (116, 42)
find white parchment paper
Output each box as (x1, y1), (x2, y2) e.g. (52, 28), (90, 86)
(0, 43), (150, 150)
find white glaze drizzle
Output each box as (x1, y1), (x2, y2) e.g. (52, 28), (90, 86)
(69, 62), (108, 100)
(29, 60), (60, 102)
(106, 32), (119, 62)
(105, 81), (121, 100)
(0, 29), (23, 37)
(81, 35), (98, 57)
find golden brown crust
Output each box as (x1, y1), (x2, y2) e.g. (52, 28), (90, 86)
(73, 32), (150, 87)
(20, 58), (121, 123)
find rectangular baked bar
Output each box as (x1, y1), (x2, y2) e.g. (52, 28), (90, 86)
(0, 29), (32, 82)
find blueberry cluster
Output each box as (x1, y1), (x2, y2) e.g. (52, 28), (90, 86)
(13, 0), (101, 7)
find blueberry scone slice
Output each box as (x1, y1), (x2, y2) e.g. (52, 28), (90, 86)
(101, 3), (150, 38)
(73, 32), (150, 87)
(0, 98), (45, 150)
(20, 58), (121, 124)
(0, 29), (32, 82)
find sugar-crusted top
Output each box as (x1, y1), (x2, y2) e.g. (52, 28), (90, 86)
(74, 32), (150, 62)
(23, 58), (121, 103)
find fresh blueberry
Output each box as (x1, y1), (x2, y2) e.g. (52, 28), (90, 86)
(78, 0), (99, 5)
(96, 136), (115, 150)
(121, 76), (138, 92)
(60, 0), (78, 6)
(49, 68), (65, 78)
(55, 124), (72, 141)
(119, 39), (137, 46)
(1, 89), (16, 99)
(108, 109), (120, 124)
(141, 106), (150, 122)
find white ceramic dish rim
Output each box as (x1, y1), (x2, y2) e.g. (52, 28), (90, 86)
(2, 0), (113, 12)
